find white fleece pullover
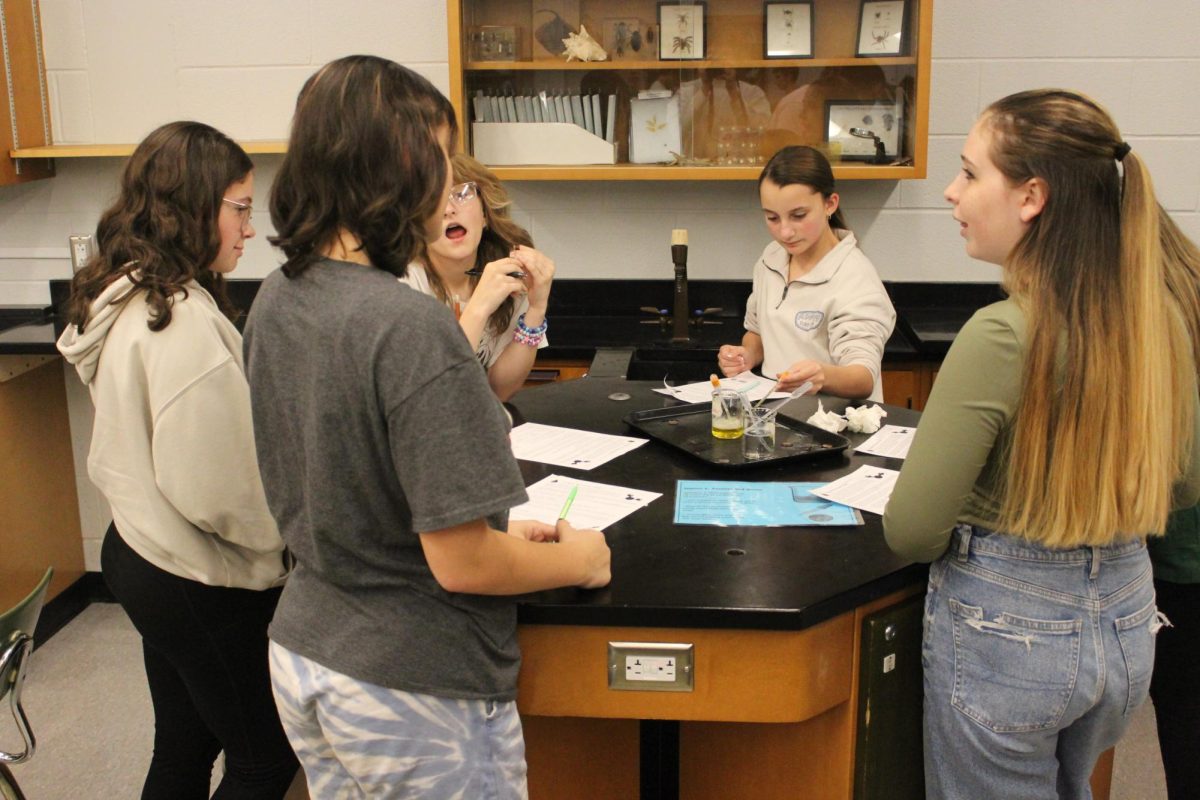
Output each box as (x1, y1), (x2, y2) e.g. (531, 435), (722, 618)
(57, 276), (286, 590)
(744, 230), (895, 402)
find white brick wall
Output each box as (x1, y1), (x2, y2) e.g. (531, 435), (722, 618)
(4, 0), (1199, 564)
(6, 0), (1198, 299)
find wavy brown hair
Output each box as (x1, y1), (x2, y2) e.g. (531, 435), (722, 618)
(758, 145), (848, 230)
(985, 89), (1199, 547)
(269, 55), (457, 278)
(65, 121), (250, 331)
(418, 153), (533, 338)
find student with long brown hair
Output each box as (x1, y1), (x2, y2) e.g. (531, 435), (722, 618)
(883, 89), (1200, 799)
(244, 55), (610, 798)
(400, 153), (553, 400)
(57, 121), (296, 798)
(717, 145), (895, 400)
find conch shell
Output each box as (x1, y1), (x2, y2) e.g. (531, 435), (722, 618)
(562, 25), (608, 62)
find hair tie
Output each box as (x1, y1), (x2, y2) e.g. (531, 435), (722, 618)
(1113, 141), (1131, 162)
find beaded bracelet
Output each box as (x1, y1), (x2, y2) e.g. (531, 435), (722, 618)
(513, 312), (548, 347)
(516, 312), (548, 336)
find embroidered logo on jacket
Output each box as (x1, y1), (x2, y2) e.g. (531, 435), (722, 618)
(794, 310), (824, 331)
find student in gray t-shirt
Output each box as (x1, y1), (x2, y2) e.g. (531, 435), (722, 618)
(244, 56), (610, 799)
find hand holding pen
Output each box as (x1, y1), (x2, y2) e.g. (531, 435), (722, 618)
(553, 485), (611, 589)
(460, 257), (528, 322)
(507, 245), (556, 312)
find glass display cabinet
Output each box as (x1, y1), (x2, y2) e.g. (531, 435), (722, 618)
(448, 0), (932, 180)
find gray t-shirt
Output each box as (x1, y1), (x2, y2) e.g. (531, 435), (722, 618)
(244, 258), (529, 700)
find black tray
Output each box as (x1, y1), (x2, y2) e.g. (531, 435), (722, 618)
(623, 402), (849, 469)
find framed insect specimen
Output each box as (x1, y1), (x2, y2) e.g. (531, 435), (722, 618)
(603, 17), (651, 61)
(856, 0), (907, 57)
(657, 2), (706, 61)
(763, 1), (814, 59)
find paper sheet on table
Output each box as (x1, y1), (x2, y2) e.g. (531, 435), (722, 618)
(509, 474), (661, 531)
(652, 371), (790, 404)
(674, 481), (862, 527)
(510, 422), (647, 470)
(854, 425), (918, 459)
(810, 465), (900, 516)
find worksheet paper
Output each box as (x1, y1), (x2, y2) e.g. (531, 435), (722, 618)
(509, 423), (647, 470)
(674, 481), (862, 527)
(854, 425), (918, 459)
(652, 371), (790, 404)
(509, 474), (661, 531)
(810, 465), (901, 516)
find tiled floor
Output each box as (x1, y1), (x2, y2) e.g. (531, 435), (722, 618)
(5, 603), (1170, 798)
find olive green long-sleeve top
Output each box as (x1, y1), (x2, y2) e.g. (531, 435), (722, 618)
(883, 299), (1200, 563)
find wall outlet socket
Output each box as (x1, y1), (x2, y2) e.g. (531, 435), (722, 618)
(69, 235), (95, 273)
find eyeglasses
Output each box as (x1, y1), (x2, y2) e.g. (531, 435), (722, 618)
(222, 197), (253, 226)
(448, 181), (478, 207)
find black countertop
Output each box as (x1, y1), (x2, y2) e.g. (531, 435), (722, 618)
(508, 377), (927, 630)
(0, 306), (56, 355)
(8, 278), (1002, 358)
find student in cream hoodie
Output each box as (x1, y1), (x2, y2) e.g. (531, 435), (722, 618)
(717, 145), (895, 402)
(56, 122), (297, 799)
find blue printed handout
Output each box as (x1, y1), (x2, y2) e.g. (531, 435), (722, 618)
(674, 481), (862, 527)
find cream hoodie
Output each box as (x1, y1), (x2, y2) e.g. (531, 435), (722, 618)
(57, 276), (286, 590)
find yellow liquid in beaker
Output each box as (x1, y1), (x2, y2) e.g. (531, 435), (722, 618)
(711, 417), (744, 439)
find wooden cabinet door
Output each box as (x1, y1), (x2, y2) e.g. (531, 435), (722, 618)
(882, 369), (916, 409)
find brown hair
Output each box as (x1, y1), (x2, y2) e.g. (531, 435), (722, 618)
(758, 145), (848, 230)
(984, 89), (1199, 546)
(419, 153), (533, 338)
(269, 55), (457, 278)
(65, 121), (250, 331)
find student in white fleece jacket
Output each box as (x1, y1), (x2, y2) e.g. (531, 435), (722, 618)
(718, 146), (895, 401)
(56, 121), (296, 799)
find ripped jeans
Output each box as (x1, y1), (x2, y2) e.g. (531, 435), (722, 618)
(922, 524), (1163, 800)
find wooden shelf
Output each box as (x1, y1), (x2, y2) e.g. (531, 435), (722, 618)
(10, 140), (288, 159)
(466, 56), (917, 71)
(488, 162), (922, 181)
(451, 0), (933, 181)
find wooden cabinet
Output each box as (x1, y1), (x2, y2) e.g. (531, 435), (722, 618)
(448, 0), (932, 180)
(0, 0), (53, 185)
(0, 358), (85, 608)
(882, 361), (937, 410)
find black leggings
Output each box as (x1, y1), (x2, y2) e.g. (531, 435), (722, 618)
(1150, 578), (1200, 800)
(101, 524), (297, 800)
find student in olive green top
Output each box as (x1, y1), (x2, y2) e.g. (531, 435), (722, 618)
(883, 90), (1200, 800)
(1148, 503), (1200, 800)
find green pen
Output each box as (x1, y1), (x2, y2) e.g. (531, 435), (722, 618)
(558, 484), (579, 520)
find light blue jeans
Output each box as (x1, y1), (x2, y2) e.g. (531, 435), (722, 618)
(268, 641), (528, 800)
(923, 524), (1162, 800)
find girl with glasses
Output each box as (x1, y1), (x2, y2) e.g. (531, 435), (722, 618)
(884, 89), (1200, 799)
(400, 153), (555, 400)
(56, 121), (297, 798)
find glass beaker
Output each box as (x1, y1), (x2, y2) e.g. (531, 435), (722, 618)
(711, 387), (746, 439)
(742, 406), (777, 459)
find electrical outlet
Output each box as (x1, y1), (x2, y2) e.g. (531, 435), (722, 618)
(69, 234), (94, 273)
(607, 641), (694, 692)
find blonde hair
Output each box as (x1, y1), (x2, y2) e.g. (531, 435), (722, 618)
(419, 153), (533, 338)
(985, 89), (1199, 547)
